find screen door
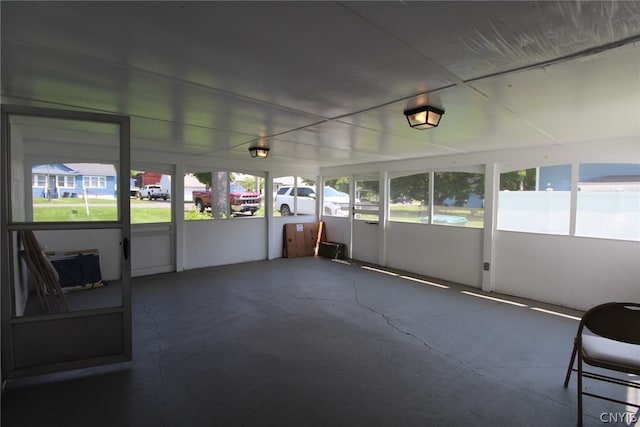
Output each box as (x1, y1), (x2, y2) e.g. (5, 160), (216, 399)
(1, 105), (132, 378)
(351, 174), (381, 264)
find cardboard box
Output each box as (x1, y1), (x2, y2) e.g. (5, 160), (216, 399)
(283, 222), (326, 258)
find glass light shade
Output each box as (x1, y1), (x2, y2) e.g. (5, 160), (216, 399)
(404, 105), (444, 129)
(249, 146), (270, 158)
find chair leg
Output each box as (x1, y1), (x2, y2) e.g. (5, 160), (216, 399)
(564, 341), (578, 387)
(577, 351), (583, 427)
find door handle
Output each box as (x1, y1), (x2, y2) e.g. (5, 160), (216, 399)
(123, 237), (129, 260)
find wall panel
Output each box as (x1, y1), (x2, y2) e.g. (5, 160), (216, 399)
(494, 231), (640, 310)
(386, 222), (483, 288)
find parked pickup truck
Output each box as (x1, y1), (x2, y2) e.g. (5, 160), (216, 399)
(138, 184), (170, 200)
(193, 183), (262, 215)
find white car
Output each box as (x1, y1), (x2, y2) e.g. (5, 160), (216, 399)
(275, 186), (350, 216)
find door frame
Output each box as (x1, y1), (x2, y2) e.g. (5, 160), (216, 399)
(1, 104), (132, 379)
(130, 161), (176, 277)
(350, 172), (386, 265)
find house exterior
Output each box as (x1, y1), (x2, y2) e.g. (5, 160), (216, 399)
(32, 163), (117, 199)
(538, 163), (640, 191)
(183, 173), (206, 202)
(134, 172), (163, 188)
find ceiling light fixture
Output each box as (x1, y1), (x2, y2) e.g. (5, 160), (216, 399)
(248, 146), (270, 158)
(404, 105), (445, 129)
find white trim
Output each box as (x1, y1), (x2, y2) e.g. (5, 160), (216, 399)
(83, 175), (107, 189)
(32, 173), (47, 188)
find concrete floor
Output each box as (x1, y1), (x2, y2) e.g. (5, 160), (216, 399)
(2, 257), (637, 426)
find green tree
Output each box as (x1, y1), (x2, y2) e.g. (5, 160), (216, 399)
(193, 172), (212, 189)
(325, 177), (350, 193)
(434, 172), (484, 206)
(237, 176), (256, 192)
(390, 173), (429, 204)
(356, 180), (379, 202)
(500, 168), (536, 191)
(194, 172), (237, 188)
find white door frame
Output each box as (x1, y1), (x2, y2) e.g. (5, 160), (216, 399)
(1, 104), (132, 379)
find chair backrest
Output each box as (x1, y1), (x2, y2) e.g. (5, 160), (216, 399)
(582, 302), (640, 345)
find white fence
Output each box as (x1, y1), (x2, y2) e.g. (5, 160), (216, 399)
(498, 191), (640, 241)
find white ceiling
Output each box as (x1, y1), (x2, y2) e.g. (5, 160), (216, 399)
(2, 1), (639, 169)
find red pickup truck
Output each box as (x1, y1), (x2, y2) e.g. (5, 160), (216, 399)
(193, 183), (262, 216)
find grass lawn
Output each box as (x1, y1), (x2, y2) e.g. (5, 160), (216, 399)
(33, 198), (483, 227)
(184, 205), (267, 220)
(389, 204), (430, 222)
(389, 203), (484, 228)
(184, 210), (211, 220)
(33, 197), (172, 223)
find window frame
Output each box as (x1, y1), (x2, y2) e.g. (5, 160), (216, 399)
(497, 164), (572, 235)
(389, 172), (430, 225)
(56, 175), (75, 189)
(32, 174), (47, 188)
(83, 175), (107, 189)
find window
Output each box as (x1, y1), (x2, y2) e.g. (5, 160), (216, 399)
(273, 176), (318, 216)
(185, 172), (211, 220)
(498, 165), (571, 234)
(83, 176), (107, 189)
(56, 175), (75, 188)
(499, 168), (536, 191)
(231, 173), (264, 218)
(296, 187), (315, 198)
(186, 171), (228, 219)
(32, 174), (47, 187)
(186, 171), (263, 219)
(354, 178), (379, 221)
(390, 173), (429, 224)
(30, 163), (117, 222)
(576, 163), (640, 241)
(273, 176), (295, 216)
(183, 172), (211, 221)
(323, 177), (350, 217)
(433, 172), (484, 228)
(130, 170), (172, 224)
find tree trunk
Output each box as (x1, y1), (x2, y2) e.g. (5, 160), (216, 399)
(211, 171), (228, 219)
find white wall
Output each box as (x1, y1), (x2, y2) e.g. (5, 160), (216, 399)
(131, 223), (174, 277)
(321, 213), (638, 311)
(36, 229), (122, 281)
(183, 218), (268, 270)
(386, 222), (484, 288)
(494, 231), (640, 310)
(320, 217), (484, 288)
(352, 220), (380, 264)
(322, 216), (350, 247)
